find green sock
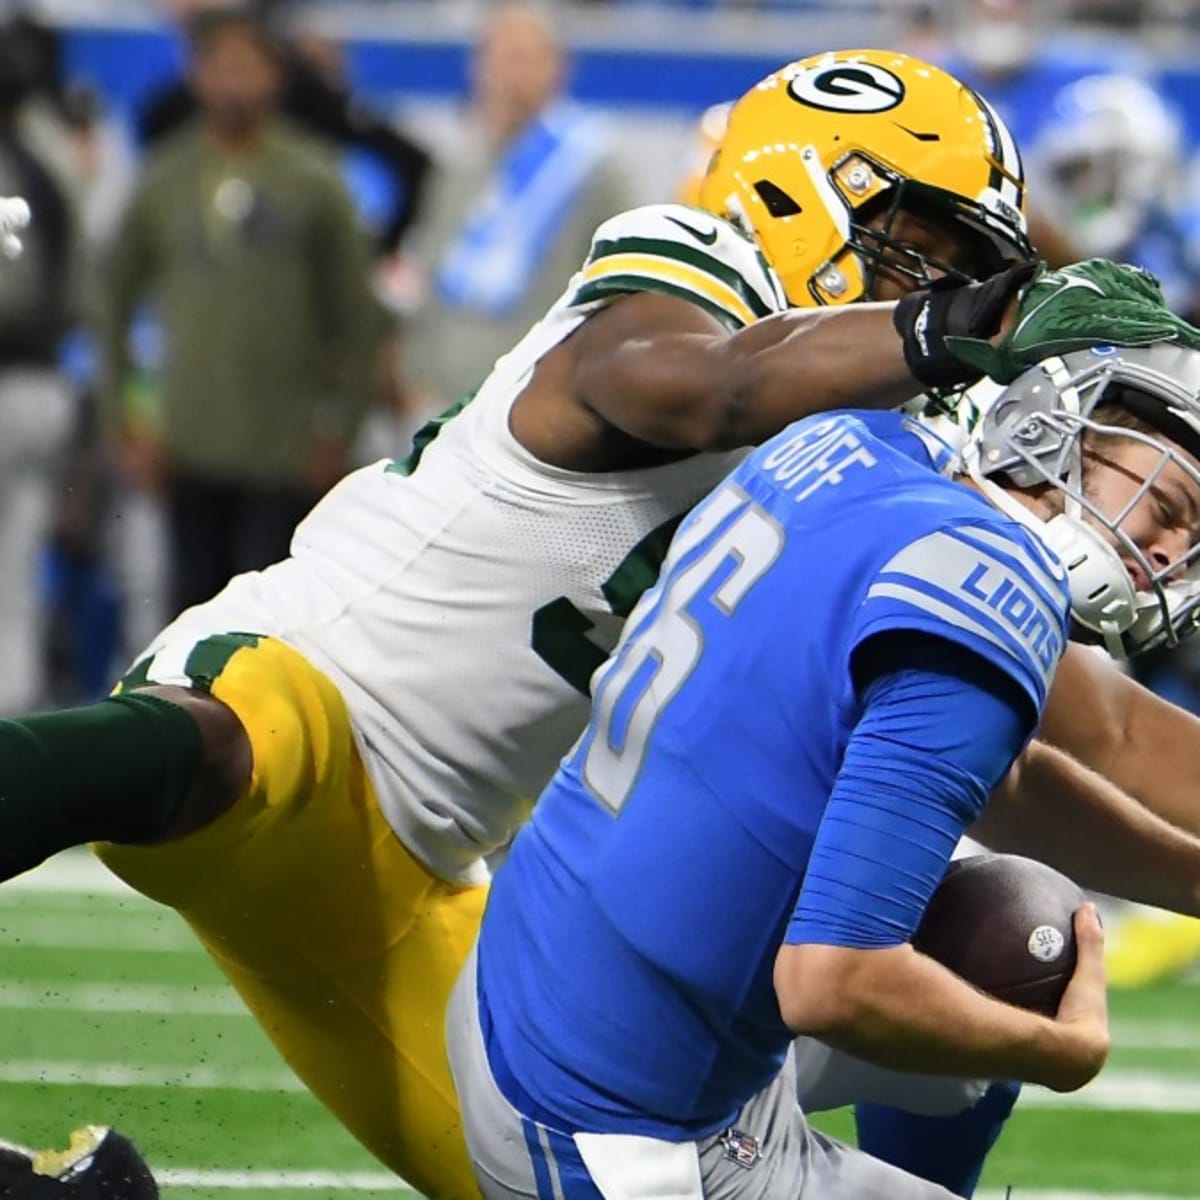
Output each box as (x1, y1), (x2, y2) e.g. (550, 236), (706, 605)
(0, 692), (204, 880)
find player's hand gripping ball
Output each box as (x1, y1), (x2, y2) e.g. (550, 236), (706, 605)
(913, 853), (1085, 1015)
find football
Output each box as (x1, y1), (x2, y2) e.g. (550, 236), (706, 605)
(913, 853), (1086, 1016)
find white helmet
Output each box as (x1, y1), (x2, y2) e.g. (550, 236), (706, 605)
(957, 343), (1200, 658)
(1033, 74), (1181, 260)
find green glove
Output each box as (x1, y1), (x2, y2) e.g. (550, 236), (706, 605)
(945, 258), (1200, 384)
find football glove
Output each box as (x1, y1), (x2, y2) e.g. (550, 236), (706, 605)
(893, 260), (1038, 390)
(944, 258), (1200, 385)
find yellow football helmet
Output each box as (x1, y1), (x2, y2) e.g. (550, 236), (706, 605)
(698, 48), (1033, 307)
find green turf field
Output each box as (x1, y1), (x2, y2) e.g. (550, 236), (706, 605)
(1, 853), (1197, 1199)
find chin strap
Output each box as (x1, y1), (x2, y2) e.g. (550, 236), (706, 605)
(1125, 577), (1200, 654)
(1034, 511), (1137, 659)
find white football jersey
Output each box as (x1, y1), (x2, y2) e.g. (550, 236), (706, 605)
(133, 204), (788, 884)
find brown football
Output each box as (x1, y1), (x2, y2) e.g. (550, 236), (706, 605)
(913, 853), (1085, 1016)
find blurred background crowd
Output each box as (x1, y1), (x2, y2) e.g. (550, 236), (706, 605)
(5, 0), (1200, 739)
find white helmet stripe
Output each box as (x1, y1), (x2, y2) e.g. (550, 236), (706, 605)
(976, 93), (1025, 212)
(799, 143), (850, 241)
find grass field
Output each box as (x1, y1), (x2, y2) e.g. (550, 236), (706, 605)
(1, 853), (1197, 1200)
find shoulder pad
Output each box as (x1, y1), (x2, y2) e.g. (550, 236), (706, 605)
(566, 203), (789, 330)
(856, 518), (1070, 713)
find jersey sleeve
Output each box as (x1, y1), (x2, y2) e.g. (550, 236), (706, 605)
(787, 634), (1036, 949)
(850, 517), (1071, 716)
(565, 203), (788, 330)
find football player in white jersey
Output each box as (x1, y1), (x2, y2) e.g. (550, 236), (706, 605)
(3, 50), (1200, 1200)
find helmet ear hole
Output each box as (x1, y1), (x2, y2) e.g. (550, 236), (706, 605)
(753, 180), (803, 218)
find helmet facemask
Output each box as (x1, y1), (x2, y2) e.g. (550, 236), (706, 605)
(846, 175), (1033, 302)
(961, 346), (1200, 658)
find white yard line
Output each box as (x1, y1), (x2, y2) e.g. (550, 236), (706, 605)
(156, 1168), (410, 1191)
(4, 853), (138, 896)
(6, 980), (1200, 1052)
(1004, 1070), (1200, 1112)
(0, 917), (197, 953)
(0, 981), (244, 1014)
(148, 1172), (1200, 1198)
(977, 1194), (1187, 1200)
(0, 1061), (306, 1092)
(1111, 1021), (1200, 1050)
(2, 1059), (1200, 1115)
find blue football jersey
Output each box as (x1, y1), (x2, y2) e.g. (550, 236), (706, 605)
(478, 410), (1070, 1139)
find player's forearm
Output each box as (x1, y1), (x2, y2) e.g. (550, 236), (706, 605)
(707, 303), (923, 447)
(577, 299), (925, 453)
(1041, 645), (1200, 837)
(1121, 693), (1200, 836)
(709, 264), (1030, 448)
(775, 941), (1103, 1092)
(974, 740), (1200, 916)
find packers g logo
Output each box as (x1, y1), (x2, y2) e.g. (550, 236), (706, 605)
(786, 63), (905, 113)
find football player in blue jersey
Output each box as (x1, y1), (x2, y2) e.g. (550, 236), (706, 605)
(447, 339), (1200, 1200)
(689, 54), (1200, 1197)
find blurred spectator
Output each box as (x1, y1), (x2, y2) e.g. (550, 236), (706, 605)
(1030, 73), (1200, 317)
(0, 13), (135, 258)
(897, 2), (952, 63)
(0, 20), (78, 713)
(138, 7), (432, 256)
(943, 0), (1151, 141)
(1067, 0), (1152, 23)
(40, 387), (122, 706)
(95, 6), (381, 617)
(397, 3), (635, 415)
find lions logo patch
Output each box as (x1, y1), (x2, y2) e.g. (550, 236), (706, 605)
(786, 62), (905, 113)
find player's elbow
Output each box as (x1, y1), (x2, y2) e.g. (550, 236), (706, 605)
(621, 390), (747, 453)
(631, 356), (756, 452)
(634, 391), (757, 454)
(661, 372), (769, 452)
(697, 345), (798, 451)
(774, 942), (884, 1036)
(678, 397), (750, 452)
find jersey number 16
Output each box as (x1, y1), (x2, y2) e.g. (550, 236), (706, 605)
(583, 485), (784, 814)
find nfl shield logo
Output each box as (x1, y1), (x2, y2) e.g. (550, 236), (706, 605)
(720, 1127), (761, 1169)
